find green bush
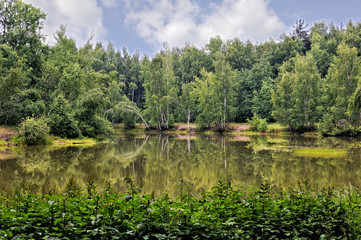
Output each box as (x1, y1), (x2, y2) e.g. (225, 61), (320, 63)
(78, 115), (114, 139)
(247, 113), (268, 132)
(0, 181), (360, 239)
(19, 117), (50, 145)
(75, 89), (114, 138)
(318, 114), (361, 136)
(48, 95), (81, 138)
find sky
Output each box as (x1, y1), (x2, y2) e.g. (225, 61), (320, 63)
(24, 0), (361, 55)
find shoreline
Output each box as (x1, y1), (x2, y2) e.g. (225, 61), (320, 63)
(1, 123), (314, 148)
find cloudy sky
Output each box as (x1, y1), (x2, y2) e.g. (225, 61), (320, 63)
(24, 0), (361, 54)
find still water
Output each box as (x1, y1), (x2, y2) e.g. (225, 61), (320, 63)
(1, 134), (361, 195)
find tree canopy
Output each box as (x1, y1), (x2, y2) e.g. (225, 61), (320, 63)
(2, 1), (361, 137)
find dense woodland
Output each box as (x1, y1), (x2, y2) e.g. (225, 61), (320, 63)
(2, 0), (361, 139)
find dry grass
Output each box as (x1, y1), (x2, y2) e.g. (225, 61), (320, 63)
(0, 126), (17, 138)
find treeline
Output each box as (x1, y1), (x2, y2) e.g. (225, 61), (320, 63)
(2, 0), (361, 138)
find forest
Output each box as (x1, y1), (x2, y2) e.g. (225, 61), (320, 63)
(2, 0), (361, 140)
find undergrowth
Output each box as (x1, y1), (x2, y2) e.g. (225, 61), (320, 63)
(0, 179), (360, 239)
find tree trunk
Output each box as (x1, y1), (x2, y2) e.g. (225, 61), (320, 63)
(223, 93), (227, 130)
(166, 108), (169, 129)
(187, 107), (190, 130)
(124, 104), (150, 130)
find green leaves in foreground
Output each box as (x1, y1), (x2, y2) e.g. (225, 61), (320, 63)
(0, 180), (360, 239)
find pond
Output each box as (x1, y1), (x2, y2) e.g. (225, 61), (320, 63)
(1, 134), (361, 195)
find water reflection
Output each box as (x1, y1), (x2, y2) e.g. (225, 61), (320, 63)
(1, 135), (361, 195)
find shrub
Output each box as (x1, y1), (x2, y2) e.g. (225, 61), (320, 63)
(78, 116), (114, 139)
(247, 113), (268, 132)
(318, 114), (361, 136)
(19, 117), (50, 145)
(75, 89), (114, 138)
(48, 95), (81, 138)
(1, 181), (361, 239)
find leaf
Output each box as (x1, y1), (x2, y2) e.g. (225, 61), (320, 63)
(54, 218), (63, 225)
(224, 218), (236, 226)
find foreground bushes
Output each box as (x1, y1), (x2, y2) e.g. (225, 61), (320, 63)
(247, 114), (268, 132)
(1, 180), (361, 239)
(18, 117), (51, 145)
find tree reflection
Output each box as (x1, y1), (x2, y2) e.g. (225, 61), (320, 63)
(1, 135), (361, 194)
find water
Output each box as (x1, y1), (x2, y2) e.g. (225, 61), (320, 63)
(1, 134), (361, 195)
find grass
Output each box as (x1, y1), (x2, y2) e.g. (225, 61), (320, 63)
(0, 138), (7, 146)
(0, 125), (99, 147)
(293, 148), (348, 158)
(51, 136), (96, 145)
(266, 123), (289, 132)
(0, 126), (18, 143)
(248, 142), (292, 153)
(0, 125), (17, 135)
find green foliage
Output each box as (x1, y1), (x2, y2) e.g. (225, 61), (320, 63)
(0, 0), (46, 76)
(4, 0), (361, 138)
(252, 76), (275, 121)
(76, 89), (114, 138)
(19, 117), (50, 145)
(141, 49), (177, 130)
(247, 114), (268, 132)
(193, 69), (220, 128)
(226, 39), (256, 71)
(1, 181), (361, 239)
(272, 54), (321, 132)
(319, 42), (361, 135)
(193, 53), (236, 130)
(48, 95), (81, 138)
(237, 60), (273, 122)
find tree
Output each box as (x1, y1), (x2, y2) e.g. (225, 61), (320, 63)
(292, 19), (311, 53)
(267, 35), (304, 76)
(236, 61), (273, 122)
(193, 69), (220, 128)
(251, 62), (275, 121)
(179, 82), (195, 129)
(176, 45), (204, 128)
(141, 47), (177, 130)
(344, 20), (361, 55)
(39, 26), (84, 105)
(272, 54), (321, 131)
(213, 52), (237, 130)
(271, 59), (295, 129)
(309, 32), (333, 78)
(226, 38), (256, 71)
(193, 53), (236, 130)
(108, 100), (150, 130)
(75, 88), (114, 138)
(0, 0), (46, 77)
(319, 42), (361, 134)
(290, 54), (321, 130)
(0, 44), (30, 125)
(48, 95), (81, 138)
(204, 36), (226, 72)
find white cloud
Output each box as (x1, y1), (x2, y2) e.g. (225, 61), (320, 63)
(24, 0), (106, 47)
(125, 0), (286, 49)
(100, 0), (117, 8)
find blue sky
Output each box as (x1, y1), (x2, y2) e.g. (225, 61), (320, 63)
(24, 0), (361, 55)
